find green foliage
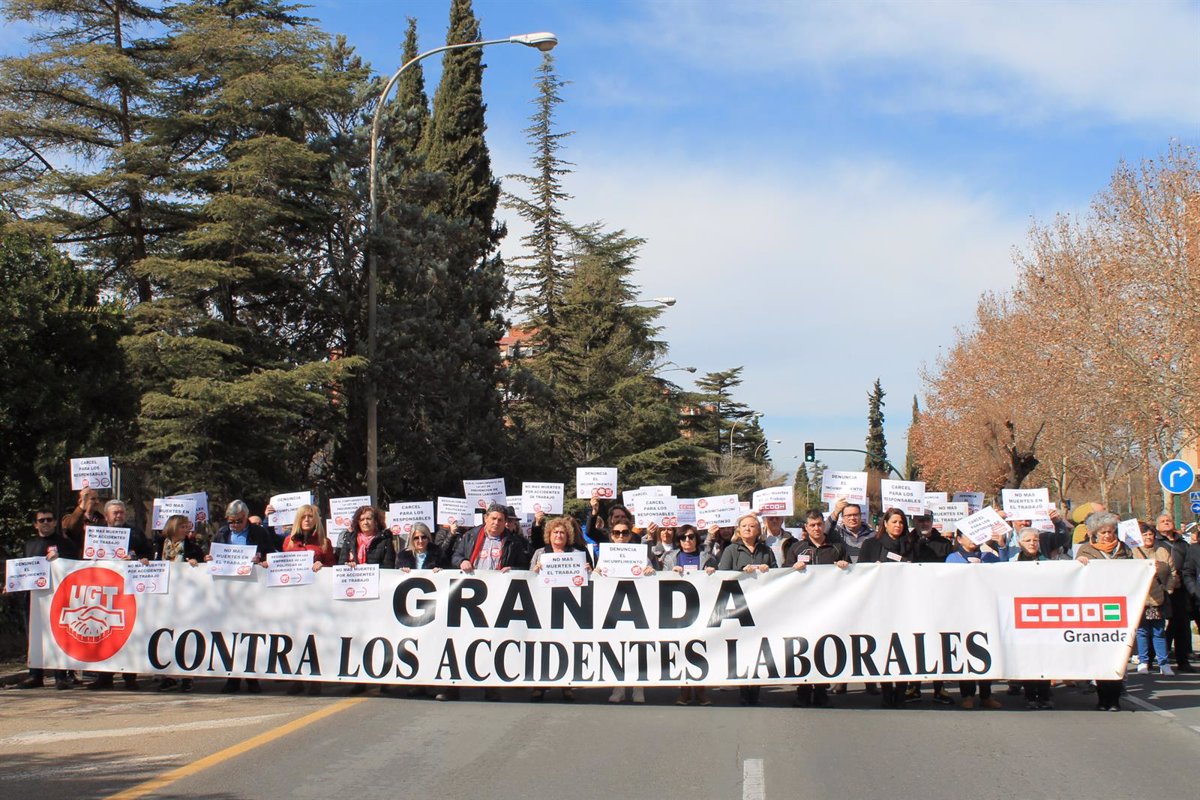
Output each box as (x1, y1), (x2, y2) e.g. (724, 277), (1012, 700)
(905, 394), (921, 481)
(0, 219), (133, 556)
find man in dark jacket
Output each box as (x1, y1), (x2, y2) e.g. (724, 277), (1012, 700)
(86, 499), (149, 691)
(440, 504), (530, 702)
(18, 509), (79, 689)
(912, 514), (953, 563)
(827, 499), (870, 560)
(206, 500), (277, 694)
(60, 488), (104, 551)
(1156, 514), (1195, 671)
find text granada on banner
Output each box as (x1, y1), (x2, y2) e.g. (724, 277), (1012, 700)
(28, 560), (1153, 687)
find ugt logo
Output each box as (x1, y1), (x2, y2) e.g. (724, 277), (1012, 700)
(49, 567), (137, 662)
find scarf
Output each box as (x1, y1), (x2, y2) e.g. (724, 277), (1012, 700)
(1092, 537), (1118, 554)
(163, 538), (185, 562)
(356, 531), (373, 564)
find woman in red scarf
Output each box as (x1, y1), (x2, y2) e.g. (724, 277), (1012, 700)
(1076, 511), (1131, 711)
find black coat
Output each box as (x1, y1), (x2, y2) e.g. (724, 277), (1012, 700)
(858, 534), (916, 563)
(24, 533), (79, 560)
(395, 544), (445, 570)
(153, 534), (205, 562)
(209, 523), (279, 559)
(336, 530), (396, 568)
(451, 526), (531, 570)
(1182, 541), (1200, 604)
(784, 539), (848, 567)
(914, 532), (953, 563)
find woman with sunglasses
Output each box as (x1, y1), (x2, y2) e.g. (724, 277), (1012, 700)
(597, 522), (656, 702)
(661, 524), (716, 704)
(395, 522), (444, 571)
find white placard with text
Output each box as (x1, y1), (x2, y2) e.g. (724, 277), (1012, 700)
(752, 486), (793, 518)
(332, 564), (380, 600)
(70, 456), (111, 491)
(125, 561), (170, 595)
(881, 480), (926, 516)
(208, 543), (257, 577)
(576, 468), (618, 499)
(268, 491), (311, 528)
(521, 482), (565, 516)
(83, 526), (131, 561)
(266, 550), (316, 587)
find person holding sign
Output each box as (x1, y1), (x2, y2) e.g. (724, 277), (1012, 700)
(661, 525), (716, 575)
(336, 506), (394, 568)
(785, 510), (848, 709)
(209, 500), (278, 562)
(106, 500), (153, 561)
(395, 523), (444, 571)
(828, 499), (872, 562)
(529, 516), (593, 702)
(600, 522), (655, 704)
(17, 509), (77, 690)
(1132, 521), (1179, 677)
(945, 527), (1003, 710)
(150, 514), (203, 693)
(719, 514), (777, 707)
(282, 504), (334, 568)
(857, 509), (916, 707)
(1154, 514), (1195, 673)
(61, 487), (104, 551)
(1075, 511), (1132, 710)
(440, 504), (531, 702)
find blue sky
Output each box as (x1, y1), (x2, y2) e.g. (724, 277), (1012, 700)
(7, 0), (1199, 483)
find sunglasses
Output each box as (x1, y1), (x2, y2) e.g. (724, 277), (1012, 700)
(411, 535), (430, 542)
(36, 518), (55, 524)
(610, 529), (632, 537)
(679, 533), (697, 541)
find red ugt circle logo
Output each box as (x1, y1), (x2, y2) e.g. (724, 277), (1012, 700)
(49, 567), (137, 662)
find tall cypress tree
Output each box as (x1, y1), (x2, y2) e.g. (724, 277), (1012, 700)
(905, 394), (922, 481)
(416, 0), (507, 479)
(864, 378), (889, 473)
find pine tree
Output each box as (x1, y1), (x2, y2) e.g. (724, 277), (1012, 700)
(864, 378), (889, 473)
(0, 218), (134, 554)
(689, 367), (751, 457)
(905, 395), (922, 481)
(504, 53), (572, 333)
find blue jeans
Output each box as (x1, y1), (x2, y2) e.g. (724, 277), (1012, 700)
(1136, 618), (1169, 665)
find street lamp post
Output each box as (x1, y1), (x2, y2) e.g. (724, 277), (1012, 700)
(728, 411), (762, 463)
(753, 438), (783, 485)
(366, 32), (557, 502)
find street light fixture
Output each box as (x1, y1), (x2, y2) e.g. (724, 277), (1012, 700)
(728, 411), (762, 460)
(366, 32), (558, 502)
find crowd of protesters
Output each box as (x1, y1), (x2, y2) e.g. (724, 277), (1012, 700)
(13, 487), (1200, 711)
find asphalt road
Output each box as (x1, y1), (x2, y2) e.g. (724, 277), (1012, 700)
(2, 673), (1198, 800)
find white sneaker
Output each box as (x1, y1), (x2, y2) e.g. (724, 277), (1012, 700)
(1137, 663), (1149, 674)
(1160, 664), (1175, 676)
(608, 687), (624, 703)
(632, 687), (646, 704)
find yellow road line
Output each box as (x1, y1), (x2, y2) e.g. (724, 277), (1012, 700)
(103, 697), (367, 800)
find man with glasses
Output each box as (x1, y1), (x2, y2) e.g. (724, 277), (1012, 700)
(827, 499), (870, 561)
(18, 509), (78, 689)
(85, 500), (151, 691)
(206, 500), (278, 694)
(439, 503), (531, 702)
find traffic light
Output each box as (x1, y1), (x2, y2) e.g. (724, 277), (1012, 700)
(804, 442), (815, 462)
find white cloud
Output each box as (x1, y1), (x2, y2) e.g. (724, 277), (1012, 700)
(495, 148), (1029, 472)
(618, 0), (1200, 129)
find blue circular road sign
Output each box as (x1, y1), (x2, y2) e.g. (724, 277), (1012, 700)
(1159, 459), (1196, 494)
(1191, 502), (1200, 514)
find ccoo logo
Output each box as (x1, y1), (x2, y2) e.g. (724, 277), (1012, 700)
(1013, 596), (1126, 629)
(49, 567), (137, 662)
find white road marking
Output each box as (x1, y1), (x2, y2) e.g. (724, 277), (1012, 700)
(0, 754), (186, 781)
(1123, 694), (1175, 718)
(743, 758), (766, 800)
(0, 713), (288, 746)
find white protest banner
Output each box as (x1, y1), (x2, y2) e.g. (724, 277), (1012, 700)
(332, 564), (380, 600)
(169, 492), (209, 524)
(5, 557), (50, 593)
(437, 497), (473, 528)
(576, 467), (618, 499)
(597, 543), (650, 578)
(125, 561), (169, 595)
(152, 498), (195, 530)
(694, 495), (740, 529)
(388, 502), (435, 537)
(634, 495), (679, 529)
(266, 551), (316, 587)
(952, 492), (985, 515)
(1117, 519), (1142, 548)
(676, 499), (697, 527)
(70, 456), (111, 491)
(208, 543), (257, 577)
(83, 526), (131, 561)
(521, 482), (565, 516)
(1001, 488), (1052, 517)
(752, 486), (793, 518)
(463, 479), (506, 511)
(881, 480), (926, 517)
(821, 471), (868, 506)
(268, 491), (311, 528)
(329, 496), (371, 531)
(537, 551), (588, 588)
(923, 492), (949, 510)
(640, 485), (672, 497)
(929, 502), (970, 533)
(956, 507), (1012, 545)
(28, 560), (1154, 686)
